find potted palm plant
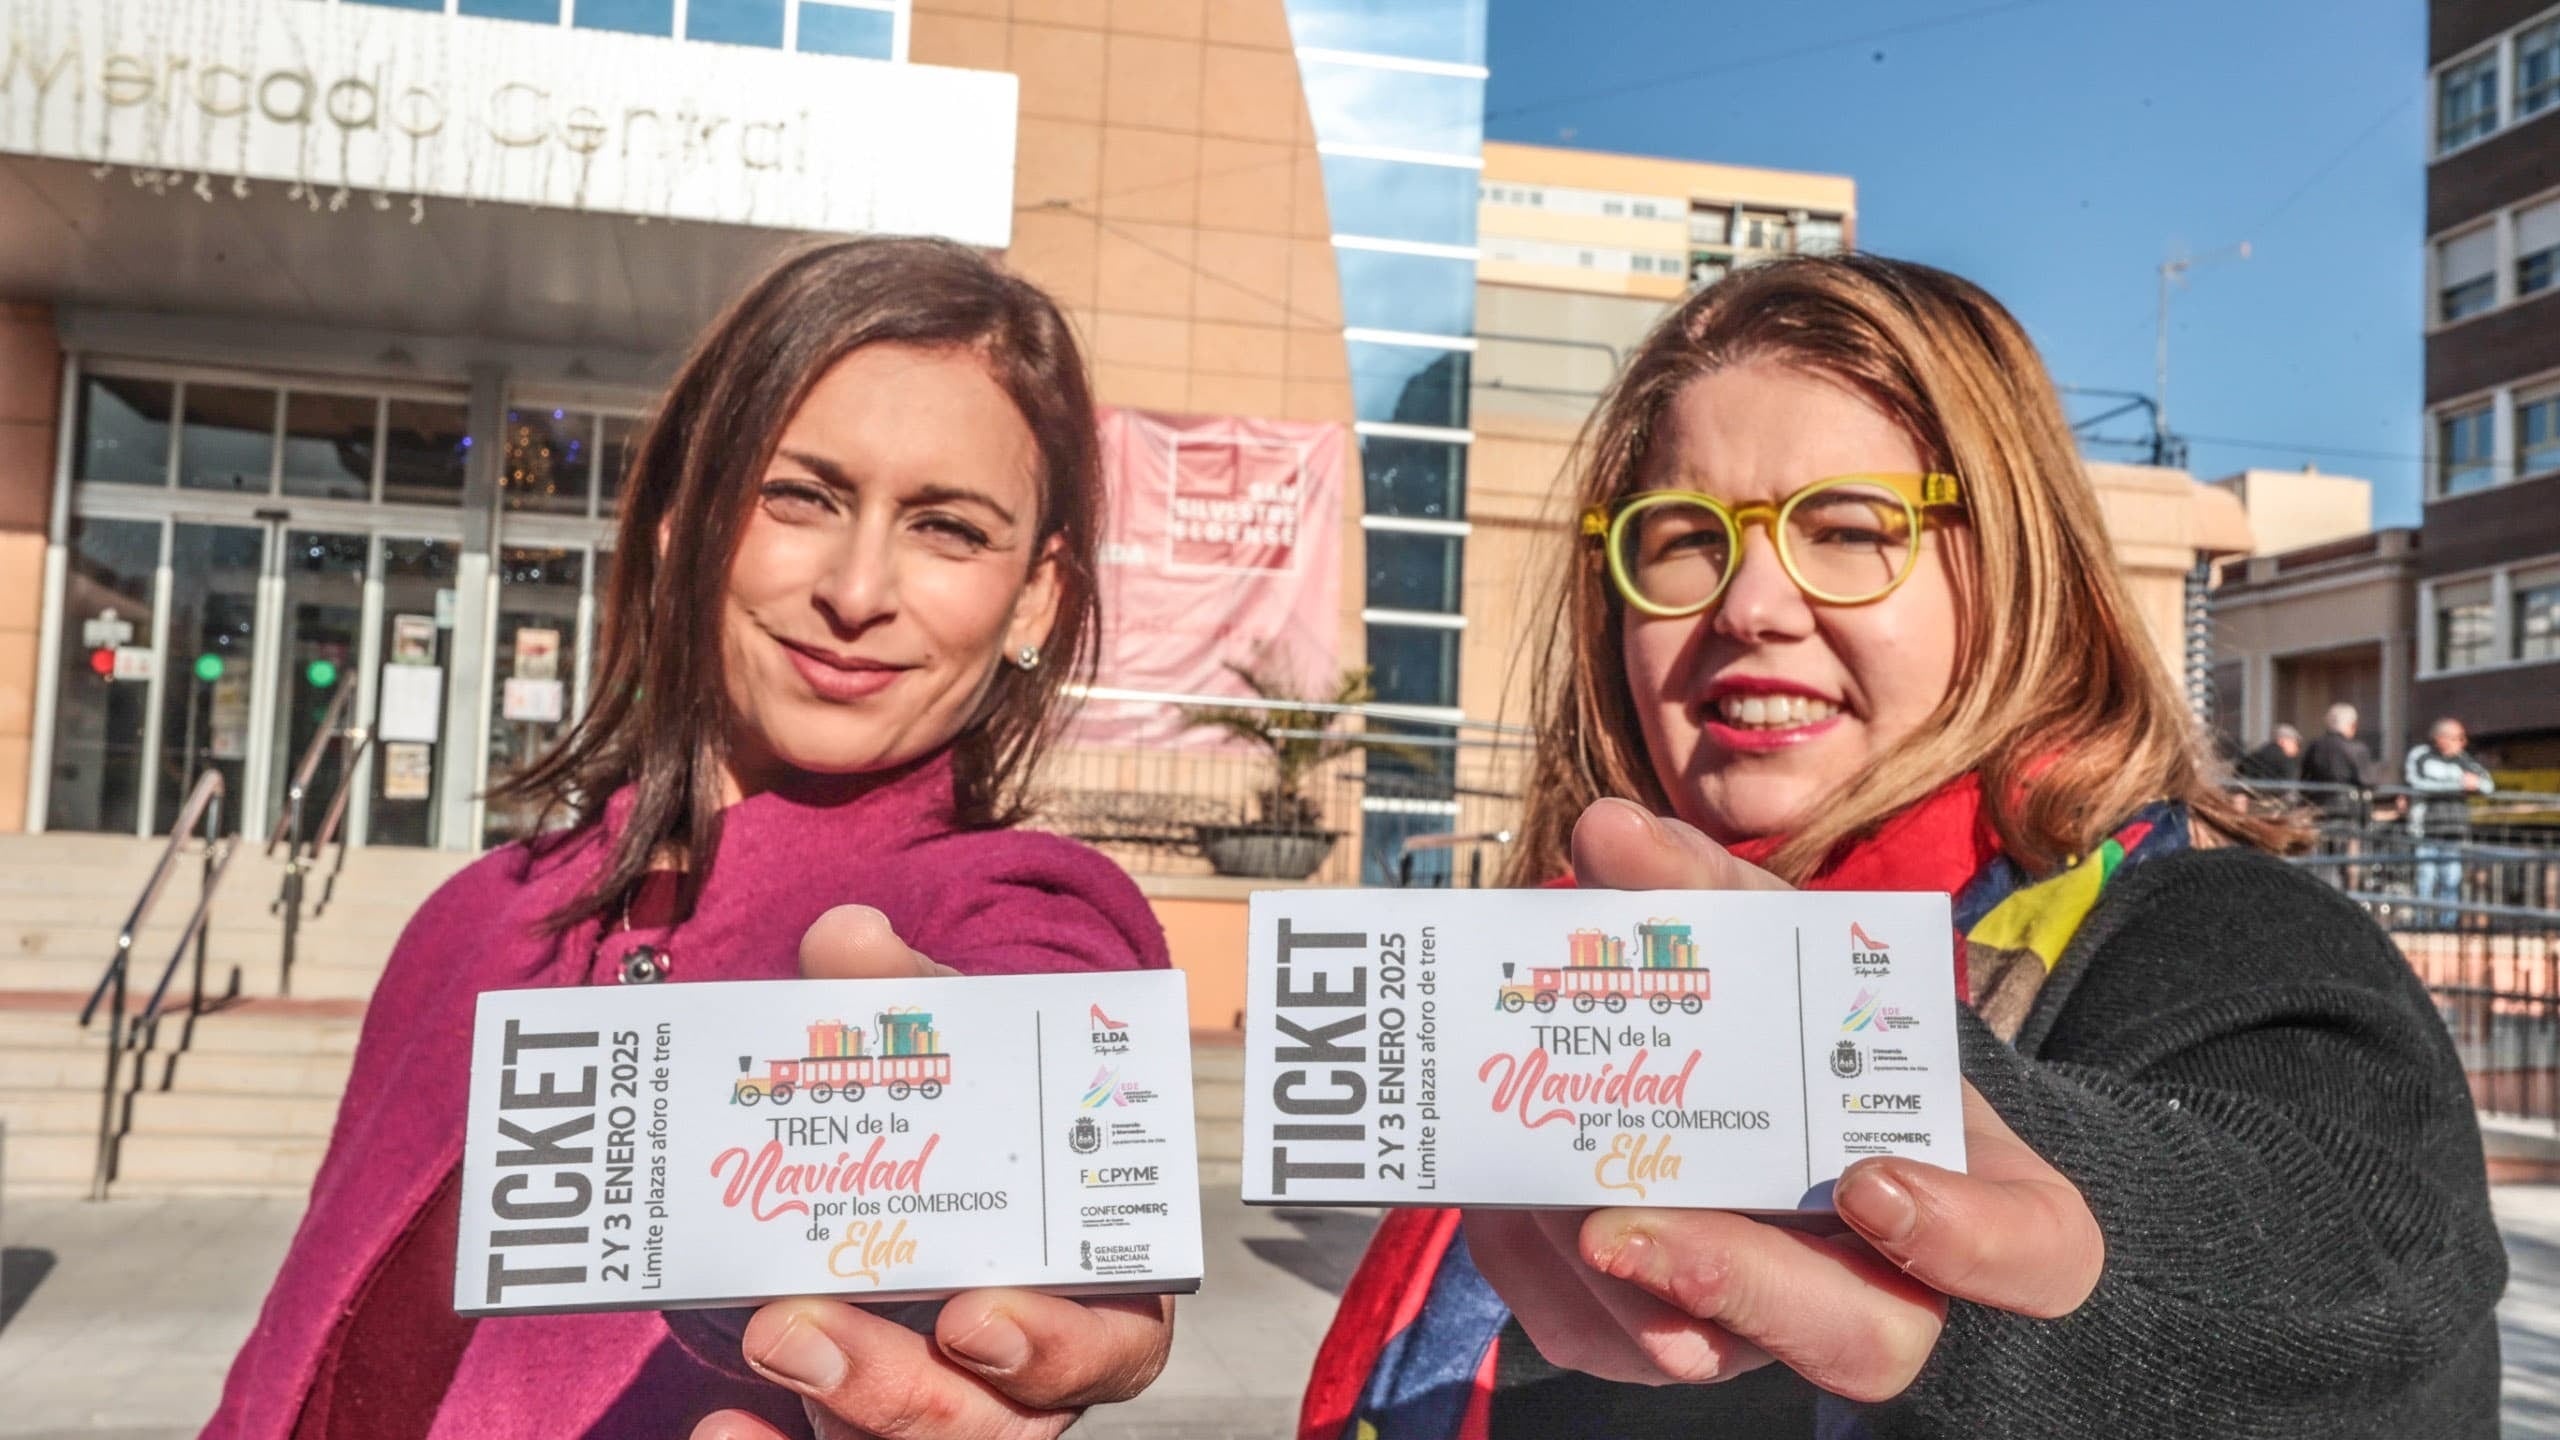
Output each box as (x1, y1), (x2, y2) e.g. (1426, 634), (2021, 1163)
(1181, 660), (1406, 881)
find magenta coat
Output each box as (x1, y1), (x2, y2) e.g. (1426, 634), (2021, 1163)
(203, 754), (1170, 1438)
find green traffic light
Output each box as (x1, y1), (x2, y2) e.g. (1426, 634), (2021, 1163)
(193, 653), (223, 683)
(306, 659), (339, 689)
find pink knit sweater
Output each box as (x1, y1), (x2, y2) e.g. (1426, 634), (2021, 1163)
(203, 753), (1169, 1439)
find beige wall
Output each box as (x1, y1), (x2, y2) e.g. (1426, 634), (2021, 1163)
(2210, 534), (2419, 757)
(0, 303), (55, 833)
(2207, 468), (2374, 557)
(1477, 140), (1858, 306)
(1145, 882), (1253, 1029)
(2085, 462), (2254, 686)
(1472, 284), (1664, 430)
(1482, 141), (1859, 220)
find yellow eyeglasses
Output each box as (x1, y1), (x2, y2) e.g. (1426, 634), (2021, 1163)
(1581, 472), (1964, 617)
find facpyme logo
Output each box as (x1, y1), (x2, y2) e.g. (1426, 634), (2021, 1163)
(1842, 1093), (1923, 1114)
(1079, 1165), (1160, 1189)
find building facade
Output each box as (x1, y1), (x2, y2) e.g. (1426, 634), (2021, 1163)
(2420, 0), (2560, 763)
(2212, 527), (2423, 766)
(0, 0), (1492, 862)
(1463, 143), (1858, 730)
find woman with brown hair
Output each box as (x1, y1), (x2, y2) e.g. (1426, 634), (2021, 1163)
(204, 237), (1176, 1440)
(1301, 254), (2506, 1438)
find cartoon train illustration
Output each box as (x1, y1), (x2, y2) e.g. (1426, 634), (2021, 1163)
(731, 1008), (950, 1105)
(1496, 919), (1710, 1015)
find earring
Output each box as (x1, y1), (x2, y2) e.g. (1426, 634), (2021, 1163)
(1012, 644), (1042, 672)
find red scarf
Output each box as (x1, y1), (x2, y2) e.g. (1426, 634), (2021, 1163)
(1297, 774), (2002, 1440)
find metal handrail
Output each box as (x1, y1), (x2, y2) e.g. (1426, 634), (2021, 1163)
(309, 730), (374, 920)
(271, 686), (369, 994)
(265, 682), (358, 856)
(77, 768), (242, 1202)
(1395, 829), (1516, 889)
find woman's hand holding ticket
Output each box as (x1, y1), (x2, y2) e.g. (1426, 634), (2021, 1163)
(690, 905), (1176, 1440)
(1463, 800), (2104, 1402)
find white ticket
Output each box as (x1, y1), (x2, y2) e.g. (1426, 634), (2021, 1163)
(1241, 889), (1967, 1210)
(455, 971), (1202, 1316)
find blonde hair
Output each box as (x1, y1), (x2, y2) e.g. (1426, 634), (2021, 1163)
(1506, 254), (2293, 885)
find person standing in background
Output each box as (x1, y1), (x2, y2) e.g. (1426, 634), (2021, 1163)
(2239, 723), (2303, 783)
(2301, 703), (2378, 822)
(2405, 717), (2495, 928)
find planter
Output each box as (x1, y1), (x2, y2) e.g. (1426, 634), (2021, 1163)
(1196, 824), (1340, 881)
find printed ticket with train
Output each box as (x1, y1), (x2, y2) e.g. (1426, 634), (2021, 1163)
(1241, 889), (1967, 1211)
(454, 971), (1203, 1317)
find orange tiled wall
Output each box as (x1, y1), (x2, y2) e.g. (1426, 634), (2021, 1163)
(0, 303), (56, 832)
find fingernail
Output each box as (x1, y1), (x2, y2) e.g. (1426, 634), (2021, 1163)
(1588, 1223), (1666, 1289)
(1622, 803), (1674, 845)
(943, 1310), (1031, 1373)
(1837, 1166), (1919, 1245)
(750, 1316), (847, 1391)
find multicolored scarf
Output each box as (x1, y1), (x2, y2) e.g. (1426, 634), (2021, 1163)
(1301, 775), (2189, 1440)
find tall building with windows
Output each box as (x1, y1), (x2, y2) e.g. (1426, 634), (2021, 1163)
(2419, 0), (2560, 763)
(0, 0), (1486, 862)
(1463, 143), (1856, 731)
(1281, 0), (1490, 879)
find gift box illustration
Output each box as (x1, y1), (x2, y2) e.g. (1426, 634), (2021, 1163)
(732, 1007), (950, 1104)
(1495, 917), (1709, 1015)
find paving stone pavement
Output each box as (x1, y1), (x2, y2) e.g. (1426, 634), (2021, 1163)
(7, 1186), (2560, 1437)
(0, 1188), (1373, 1439)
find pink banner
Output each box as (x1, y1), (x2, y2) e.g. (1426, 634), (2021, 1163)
(1074, 406), (1345, 746)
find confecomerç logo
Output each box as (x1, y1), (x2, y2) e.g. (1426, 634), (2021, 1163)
(1495, 917), (1711, 1016)
(1850, 922), (1892, 978)
(732, 1009), (949, 1106)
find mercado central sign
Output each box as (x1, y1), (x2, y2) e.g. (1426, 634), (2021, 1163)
(0, 0), (1018, 245)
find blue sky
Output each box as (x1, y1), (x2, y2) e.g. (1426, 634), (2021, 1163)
(1485, 0), (2428, 525)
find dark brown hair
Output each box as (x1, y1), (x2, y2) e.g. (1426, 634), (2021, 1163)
(1507, 253), (2295, 885)
(498, 236), (1103, 930)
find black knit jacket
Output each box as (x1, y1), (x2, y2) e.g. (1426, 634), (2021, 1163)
(1489, 847), (2509, 1438)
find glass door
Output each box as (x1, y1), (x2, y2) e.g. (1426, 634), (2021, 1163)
(482, 545), (587, 846)
(266, 531), (371, 840)
(153, 521), (268, 836)
(45, 516), (162, 834)
(370, 536), (463, 848)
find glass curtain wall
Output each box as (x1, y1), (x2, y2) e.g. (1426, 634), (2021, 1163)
(1284, 0), (1489, 882)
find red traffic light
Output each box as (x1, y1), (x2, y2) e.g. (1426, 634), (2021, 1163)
(89, 646), (115, 677)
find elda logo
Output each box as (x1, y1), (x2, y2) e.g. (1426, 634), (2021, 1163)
(1849, 922), (1891, 978)
(1090, 1002), (1132, 1056)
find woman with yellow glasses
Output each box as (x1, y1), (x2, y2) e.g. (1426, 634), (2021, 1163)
(1302, 255), (2504, 1439)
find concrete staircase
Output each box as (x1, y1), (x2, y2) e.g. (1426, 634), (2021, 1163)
(0, 831), (1251, 1199)
(0, 830), (469, 1196)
